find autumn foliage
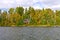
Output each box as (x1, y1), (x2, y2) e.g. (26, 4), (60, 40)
(0, 6), (59, 26)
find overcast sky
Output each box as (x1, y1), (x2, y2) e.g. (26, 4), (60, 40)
(0, 0), (60, 10)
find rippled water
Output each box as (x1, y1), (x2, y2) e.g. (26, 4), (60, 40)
(0, 27), (60, 40)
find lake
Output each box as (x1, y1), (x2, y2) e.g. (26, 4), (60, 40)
(0, 27), (60, 40)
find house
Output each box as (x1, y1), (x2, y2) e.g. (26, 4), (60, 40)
(24, 19), (29, 24)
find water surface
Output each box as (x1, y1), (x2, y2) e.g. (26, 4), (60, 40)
(0, 27), (60, 40)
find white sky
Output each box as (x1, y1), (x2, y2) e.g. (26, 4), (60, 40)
(0, 0), (60, 10)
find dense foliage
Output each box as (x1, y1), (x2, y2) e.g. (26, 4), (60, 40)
(0, 6), (59, 26)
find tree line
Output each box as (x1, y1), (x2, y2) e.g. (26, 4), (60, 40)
(0, 6), (59, 26)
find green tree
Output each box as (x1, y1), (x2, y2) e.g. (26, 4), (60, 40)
(0, 9), (1, 14)
(28, 7), (35, 16)
(17, 18), (24, 26)
(8, 8), (14, 14)
(15, 7), (24, 16)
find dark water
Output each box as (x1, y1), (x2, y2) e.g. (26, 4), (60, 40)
(0, 27), (60, 40)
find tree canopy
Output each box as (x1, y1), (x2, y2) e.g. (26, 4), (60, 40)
(0, 6), (59, 27)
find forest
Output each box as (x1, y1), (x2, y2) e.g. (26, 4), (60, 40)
(0, 6), (59, 27)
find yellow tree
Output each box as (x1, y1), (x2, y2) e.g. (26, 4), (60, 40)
(1, 11), (8, 26)
(8, 13), (21, 26)
(56, 10), (60, 25)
